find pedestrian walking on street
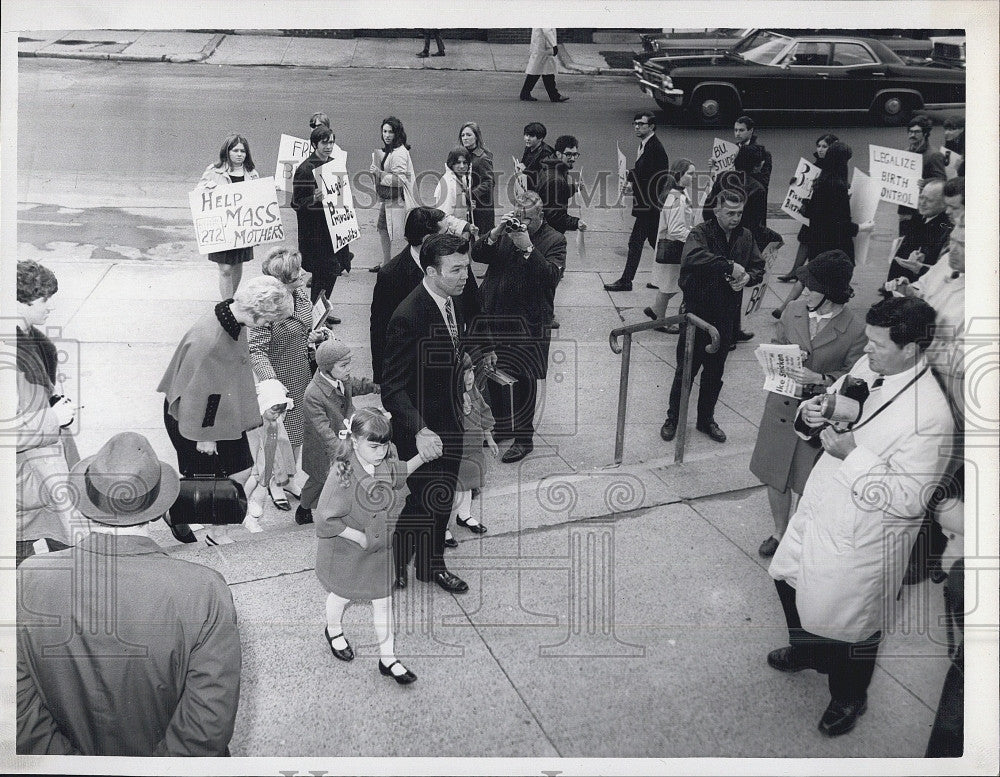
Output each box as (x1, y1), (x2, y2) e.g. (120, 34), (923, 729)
(520, 28), (568, 102)
(459, 121), (496, 236)
(292, 125), (351, 317)
(416, 29), (445, 58)
(314, 408), (428, 685)
(197, 134), (259, 299)
(371, 116), (415, 273)
(605, 112), (670, 292)
(644, 158), (695, 334)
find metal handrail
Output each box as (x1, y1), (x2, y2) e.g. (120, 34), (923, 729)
(609, 312), (721, 465)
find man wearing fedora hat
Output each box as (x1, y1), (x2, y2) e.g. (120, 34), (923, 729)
(16, 432), (241, 756)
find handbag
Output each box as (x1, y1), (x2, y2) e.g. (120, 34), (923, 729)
(654, 239), (684, 265)
(375, 148), (405, 201)
(171, 456), (248, 525)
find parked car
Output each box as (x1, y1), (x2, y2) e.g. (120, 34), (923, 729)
(928, 36), (966, 68)
(633, 30), (966, 126)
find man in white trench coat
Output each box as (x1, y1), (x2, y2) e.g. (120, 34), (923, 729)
(519, 28), (569, 103)
(767, 297), (954, 737)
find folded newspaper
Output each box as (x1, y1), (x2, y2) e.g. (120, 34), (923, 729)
(754, 344), (803, 398)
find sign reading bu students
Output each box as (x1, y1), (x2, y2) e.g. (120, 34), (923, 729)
(314, 151), (361, 251)
(868, 144), (921, 208)
(190, 177), (284, 255)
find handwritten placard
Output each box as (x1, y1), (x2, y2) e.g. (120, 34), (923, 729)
(781, 157), (821, 225)
(314, 152), (360, 251)
(849, 168), (881, 266)
(868, 144), (921, 208)
(709, 138), (739, 175)
(189, 177), (284, 255)
(274, 134), (311, 204)
(755, 344), (803, 398)
(513, 155), (529, 198)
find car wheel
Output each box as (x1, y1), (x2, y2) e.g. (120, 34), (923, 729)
(690, 89), (736, 127)
(871, 93), (915, 126)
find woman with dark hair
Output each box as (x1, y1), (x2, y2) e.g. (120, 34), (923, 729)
(292, 124), (349, 322)
(772, 141), (874, 318)
(777, 133), (839, 282)
(369, 116), (415, 272)
(750, 251), (867, 558)
(644, 157), (695, 333)
(15, 260), (80, 565)
(434, 146), (474, 224)
(198, 134), (260, 299)
(459, 121), (496, 236)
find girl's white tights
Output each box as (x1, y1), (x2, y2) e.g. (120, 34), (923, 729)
(325, 592), (395, 663)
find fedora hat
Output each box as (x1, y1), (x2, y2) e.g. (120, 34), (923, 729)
(69, 432), (180, 526)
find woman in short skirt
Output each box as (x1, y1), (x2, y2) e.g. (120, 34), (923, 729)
(644, 158), (695, 334)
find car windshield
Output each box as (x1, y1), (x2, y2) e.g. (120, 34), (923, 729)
(731, 30), (792, 64)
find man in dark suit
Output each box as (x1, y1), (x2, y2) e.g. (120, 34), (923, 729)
(605, 111), (670, 292)
(660, 189), (765, 444)
(370, 207), (484, 385)
(733, 115), (773, 195)
(885, 179), (952, 286)
(381, 233), (474, 594)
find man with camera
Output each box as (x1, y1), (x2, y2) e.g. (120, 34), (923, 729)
(472, 191), (564, 464)
(766, 297), (954, 738)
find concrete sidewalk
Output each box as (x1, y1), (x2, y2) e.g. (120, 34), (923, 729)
(16, 29), (636, 74)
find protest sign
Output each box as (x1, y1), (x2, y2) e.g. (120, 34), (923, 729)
(849, 168), (881, 266)
(274, 134), (311, 205)
(780, 157), (821, 224)
(941, 145), (963, 179)
(745, 282), (768, 316)
(314, 152), (360, 251)
(513, 155), (528, 198)
(189, 177), (284, 255)
(868, 144), (921, 208)
(616, 143), (628, 222)
(709, 137), (739, 175)
(755, 344), (803, 398)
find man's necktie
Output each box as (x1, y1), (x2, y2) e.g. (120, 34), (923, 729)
(444, 298), (459, 350)
(871, 375), (885, 390)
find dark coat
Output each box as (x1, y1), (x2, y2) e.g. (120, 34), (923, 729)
(749, 300), (867, 494)
(369, 246), (487, 384)
(628, 134), (670, 216)
(702, 170), (772, 250)
(520, 141), (554, 191)
(381, 285), (468, 459)
(801, 175), (857, 261)
(898, 146), (947, 216)
(292, 152), (343, 274)
(468, 146), (496, 234)
(887, 211), (953, 283)
(534, 158), (580, 234)
(678, 220), (765, 338)
(301, 371), (378, 481)
(471, 225), (564, 379)
(736, 134), (773, 193)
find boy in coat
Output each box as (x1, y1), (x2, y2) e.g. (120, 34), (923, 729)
(297, 340), (378, 525)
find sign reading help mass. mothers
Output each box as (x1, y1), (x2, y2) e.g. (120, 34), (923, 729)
(313, 151), (360, 251)
(274, 134), (311, 204)
(189, 177), (285, 255)
(780, 157), (821, 224)
(868, 144), (921, 208)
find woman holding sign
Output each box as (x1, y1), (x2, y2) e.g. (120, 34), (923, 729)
(777, 133), (838, 283)
(198, 134), (260, 299)
(750, 251), (866, 558)
(459, 122), (496, 237)
(370, 117), (415, 273)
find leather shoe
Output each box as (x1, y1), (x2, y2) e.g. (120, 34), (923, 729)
(551, 95), (569, 102)
(696, 421), (727, 443)
(164, 513), (197, 544)
(771, 308), (782, 319)
(419, 570), (469, 593)
(416, 51), (430, 58)
(604, 279), (633, 292)
(767, 645), (810, 673)
(325, 314), (342, 326)
(456, 516), (487, 534)
(519, 95), (538, 101)
(444, 533), (459, 549)
(379, 659), (417, 685)
(501, 442), (533, 463)
(294, 506), (313, 525)
(324, 626), (355, 662)
(659, 418), (677, 442)
(736, 330), (754, 342)
(758, 536), (780, 557)
(818, 697), (867, 737)
(643, 306), (658, 321)
(646, 282), (659, 289)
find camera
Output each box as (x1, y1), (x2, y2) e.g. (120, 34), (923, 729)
(502, 216), (525, 232)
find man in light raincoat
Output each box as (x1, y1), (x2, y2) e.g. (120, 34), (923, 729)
(519, 28), (569, 103)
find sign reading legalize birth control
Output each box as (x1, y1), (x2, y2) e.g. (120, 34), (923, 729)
(189, 177), (285, 255)
(314, 152), (361, 251)
(868, 144), (921, 208)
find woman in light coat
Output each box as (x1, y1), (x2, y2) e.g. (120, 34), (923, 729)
(644, 158), (695, 333)
(197, 134), (261, 299)
(520, 29), (567, 102)
(370, 116), (415, 272)
(434, 146), (474, 225)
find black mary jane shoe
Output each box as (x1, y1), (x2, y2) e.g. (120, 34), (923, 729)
(379, 659), (417, 685)
(444, 531), (459, 549)
(324, 626), (355, 662)
(456, 516), (487, 534)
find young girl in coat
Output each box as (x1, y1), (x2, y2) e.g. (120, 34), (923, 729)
(445, 355), (498, 545)
(243, 378), (296, 533)
(314, 407), (435, 685)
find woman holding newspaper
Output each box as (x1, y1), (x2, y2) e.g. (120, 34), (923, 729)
(749, 251), (867, 558)
(198, 134), (260, 299)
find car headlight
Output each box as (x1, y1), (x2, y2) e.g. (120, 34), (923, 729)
(661, 75), (673, 89)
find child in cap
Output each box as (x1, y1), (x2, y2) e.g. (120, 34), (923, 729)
(242, 378), (296, 534)
(298, 339), (379, 526)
